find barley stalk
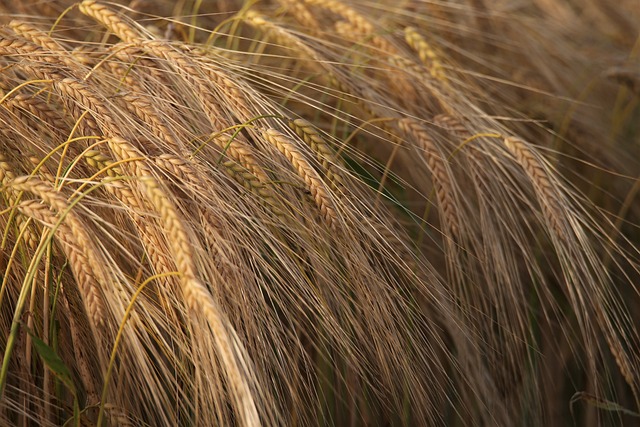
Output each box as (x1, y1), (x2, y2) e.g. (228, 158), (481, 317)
(152, 154), (231, 238)
(80, 1), (260, 125)
(2, 89), (68, 145)
(241, 9), (363, 108)
(288, 118), (345, 192)
(108, 43), (169, 87)
(241, 9), (375, 122)
(0, 2), (637, 425)
(404, 26), (446, 82)
(398, 118), (459, 239)
(243, 10), (318, 63)
(57, 284), (100, 405)
(368, 216), (419, 272)
(606, 66), (640, 95)
(103, 404), (135, 427)
(146, 40), (259, 123)
(83, 150), (119, 178)
(153, 154), (202, 186)
(206, 134), (283, 215)
(212, 134), (271, 184)
(0, 154), (39, 250)
(84, 149), (175, 279)
(78, 0), (142, 46)
(152, 154), (237, 272)
(603, 323), (639, 404)
(386, 54), (451, 113)
(103, 136), (260, 426)
(503, 136), (566, 238)
(221, 159), (282, 214)
(71, 45), (101, 67)
(432, 114), (493, 206)
(433, 114), (471, 139)
(303, 0), (396, 53)
(0, 36), (104, 136)
(0, 34), (64, 70)
(5, 92), (66, 133)
(262, 128), (337, 228)
(55, 77), (114, 135)
(14, 193), (107, 330)
(116, 92), (183, 152)
(103, 59), (146, 94)
(275, 0), (321, 34)
(78, 1), (206, 91)
(9, 20), (73, 66)
(141, 175), (260, 426)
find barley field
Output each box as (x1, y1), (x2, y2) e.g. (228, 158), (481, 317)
(0, 1), (639, 426)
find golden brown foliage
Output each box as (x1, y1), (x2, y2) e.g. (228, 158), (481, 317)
(1, 1), (639, 426)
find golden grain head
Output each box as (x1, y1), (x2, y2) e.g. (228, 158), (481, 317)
(1, 1), (639, 426)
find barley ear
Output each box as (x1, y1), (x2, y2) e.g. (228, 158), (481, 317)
(262, 128), (338, 228)
(288, 118), (346, 192)
(12, 184), (108, 331)
(503, 136), (566, 239)
(398, 118), (459, 239)
(404, 26), (446, 82)
(79, 0), (142, 44)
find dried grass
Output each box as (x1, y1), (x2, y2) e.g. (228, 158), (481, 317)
(1, 1), (639, 426)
